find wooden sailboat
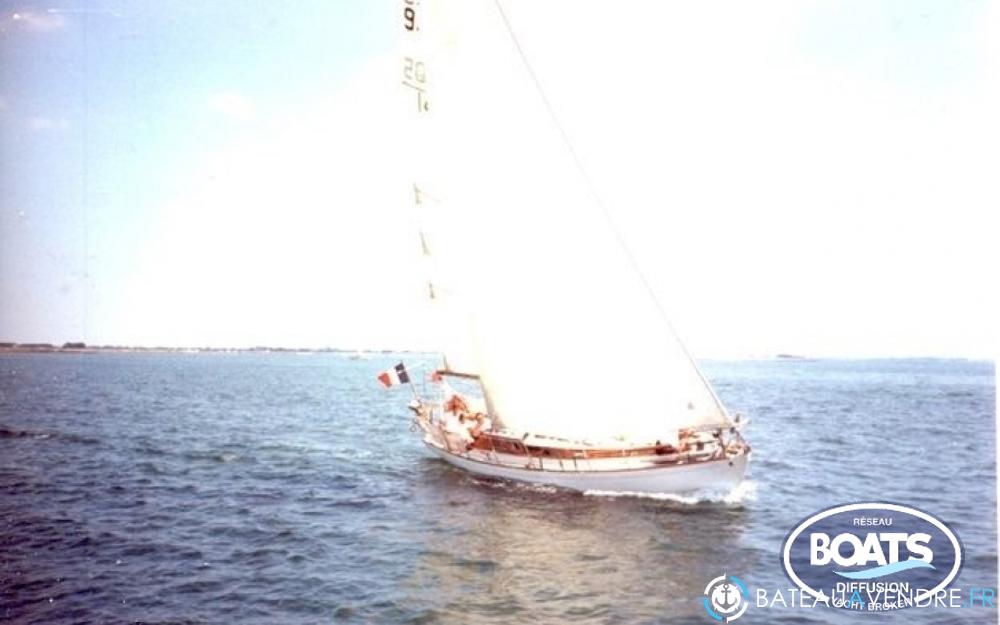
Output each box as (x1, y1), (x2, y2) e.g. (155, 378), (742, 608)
(393, 0), (750, 495)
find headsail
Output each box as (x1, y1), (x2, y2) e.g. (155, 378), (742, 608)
(412, 184), (481, 378)
(400, 0), (732, 444)
(400, 1), (481, 378)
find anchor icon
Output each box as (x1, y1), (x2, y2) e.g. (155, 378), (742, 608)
(716, 582), (738, 610)
(704, 574), (748, 622)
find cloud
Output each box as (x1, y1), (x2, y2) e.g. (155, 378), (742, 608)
(26, 116), (69, 131)
(9, 9), (66, 32)
(205, 92), (256, 123)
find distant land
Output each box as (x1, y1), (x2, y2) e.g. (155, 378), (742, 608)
(0, 343), (987, 361)
(0, 342), (425, 355)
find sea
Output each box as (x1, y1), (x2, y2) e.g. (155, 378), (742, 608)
(0, 353), (995, 624)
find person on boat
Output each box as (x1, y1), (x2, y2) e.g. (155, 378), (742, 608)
(467, 413), (492, 439)
(443, 393), (469, 416)
(442, 409), (475, 449)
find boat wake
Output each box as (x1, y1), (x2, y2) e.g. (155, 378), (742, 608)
(470, 475), (561, 494)
(583, 479), (757, 505)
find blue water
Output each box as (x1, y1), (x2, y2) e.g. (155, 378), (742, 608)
(0, 353), (995, 624)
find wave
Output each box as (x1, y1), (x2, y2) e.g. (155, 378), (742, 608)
(469, 475), (560, 494)
(0, 424), (99, 445)
(583, 479), (757, 504)
(0, 425), (52, 439)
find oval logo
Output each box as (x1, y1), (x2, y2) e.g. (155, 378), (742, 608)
(782, 502), (962, 611)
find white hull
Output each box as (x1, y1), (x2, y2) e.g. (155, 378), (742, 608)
(425, 442), (750, 495)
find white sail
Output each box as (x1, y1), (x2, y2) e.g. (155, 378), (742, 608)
(400, 2), (483, 377)
(401, 0), (731, 444)
(413, 187), (484, 377)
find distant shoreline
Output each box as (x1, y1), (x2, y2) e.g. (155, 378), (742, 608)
(0, 343), (989, 362)
(0, 343), (426, 356)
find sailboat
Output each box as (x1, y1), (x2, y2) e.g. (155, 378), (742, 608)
(391, 0), (750, 495)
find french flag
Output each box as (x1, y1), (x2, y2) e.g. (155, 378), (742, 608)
(377, 363), (410, 388)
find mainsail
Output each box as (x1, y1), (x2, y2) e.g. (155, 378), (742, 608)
(400, 0), (732, 445)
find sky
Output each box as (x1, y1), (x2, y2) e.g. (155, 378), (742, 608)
(0, 0), (997, 358)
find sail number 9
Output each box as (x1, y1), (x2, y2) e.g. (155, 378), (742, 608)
(403, 0), (418, 31)
(400, 1), (427, 112)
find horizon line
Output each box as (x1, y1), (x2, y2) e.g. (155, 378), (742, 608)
(0, 341), (994, 362)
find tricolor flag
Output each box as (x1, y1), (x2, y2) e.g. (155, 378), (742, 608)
(377, 362), (410, 388)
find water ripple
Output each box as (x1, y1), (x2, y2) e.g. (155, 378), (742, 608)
(0, 353), (994, 624)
